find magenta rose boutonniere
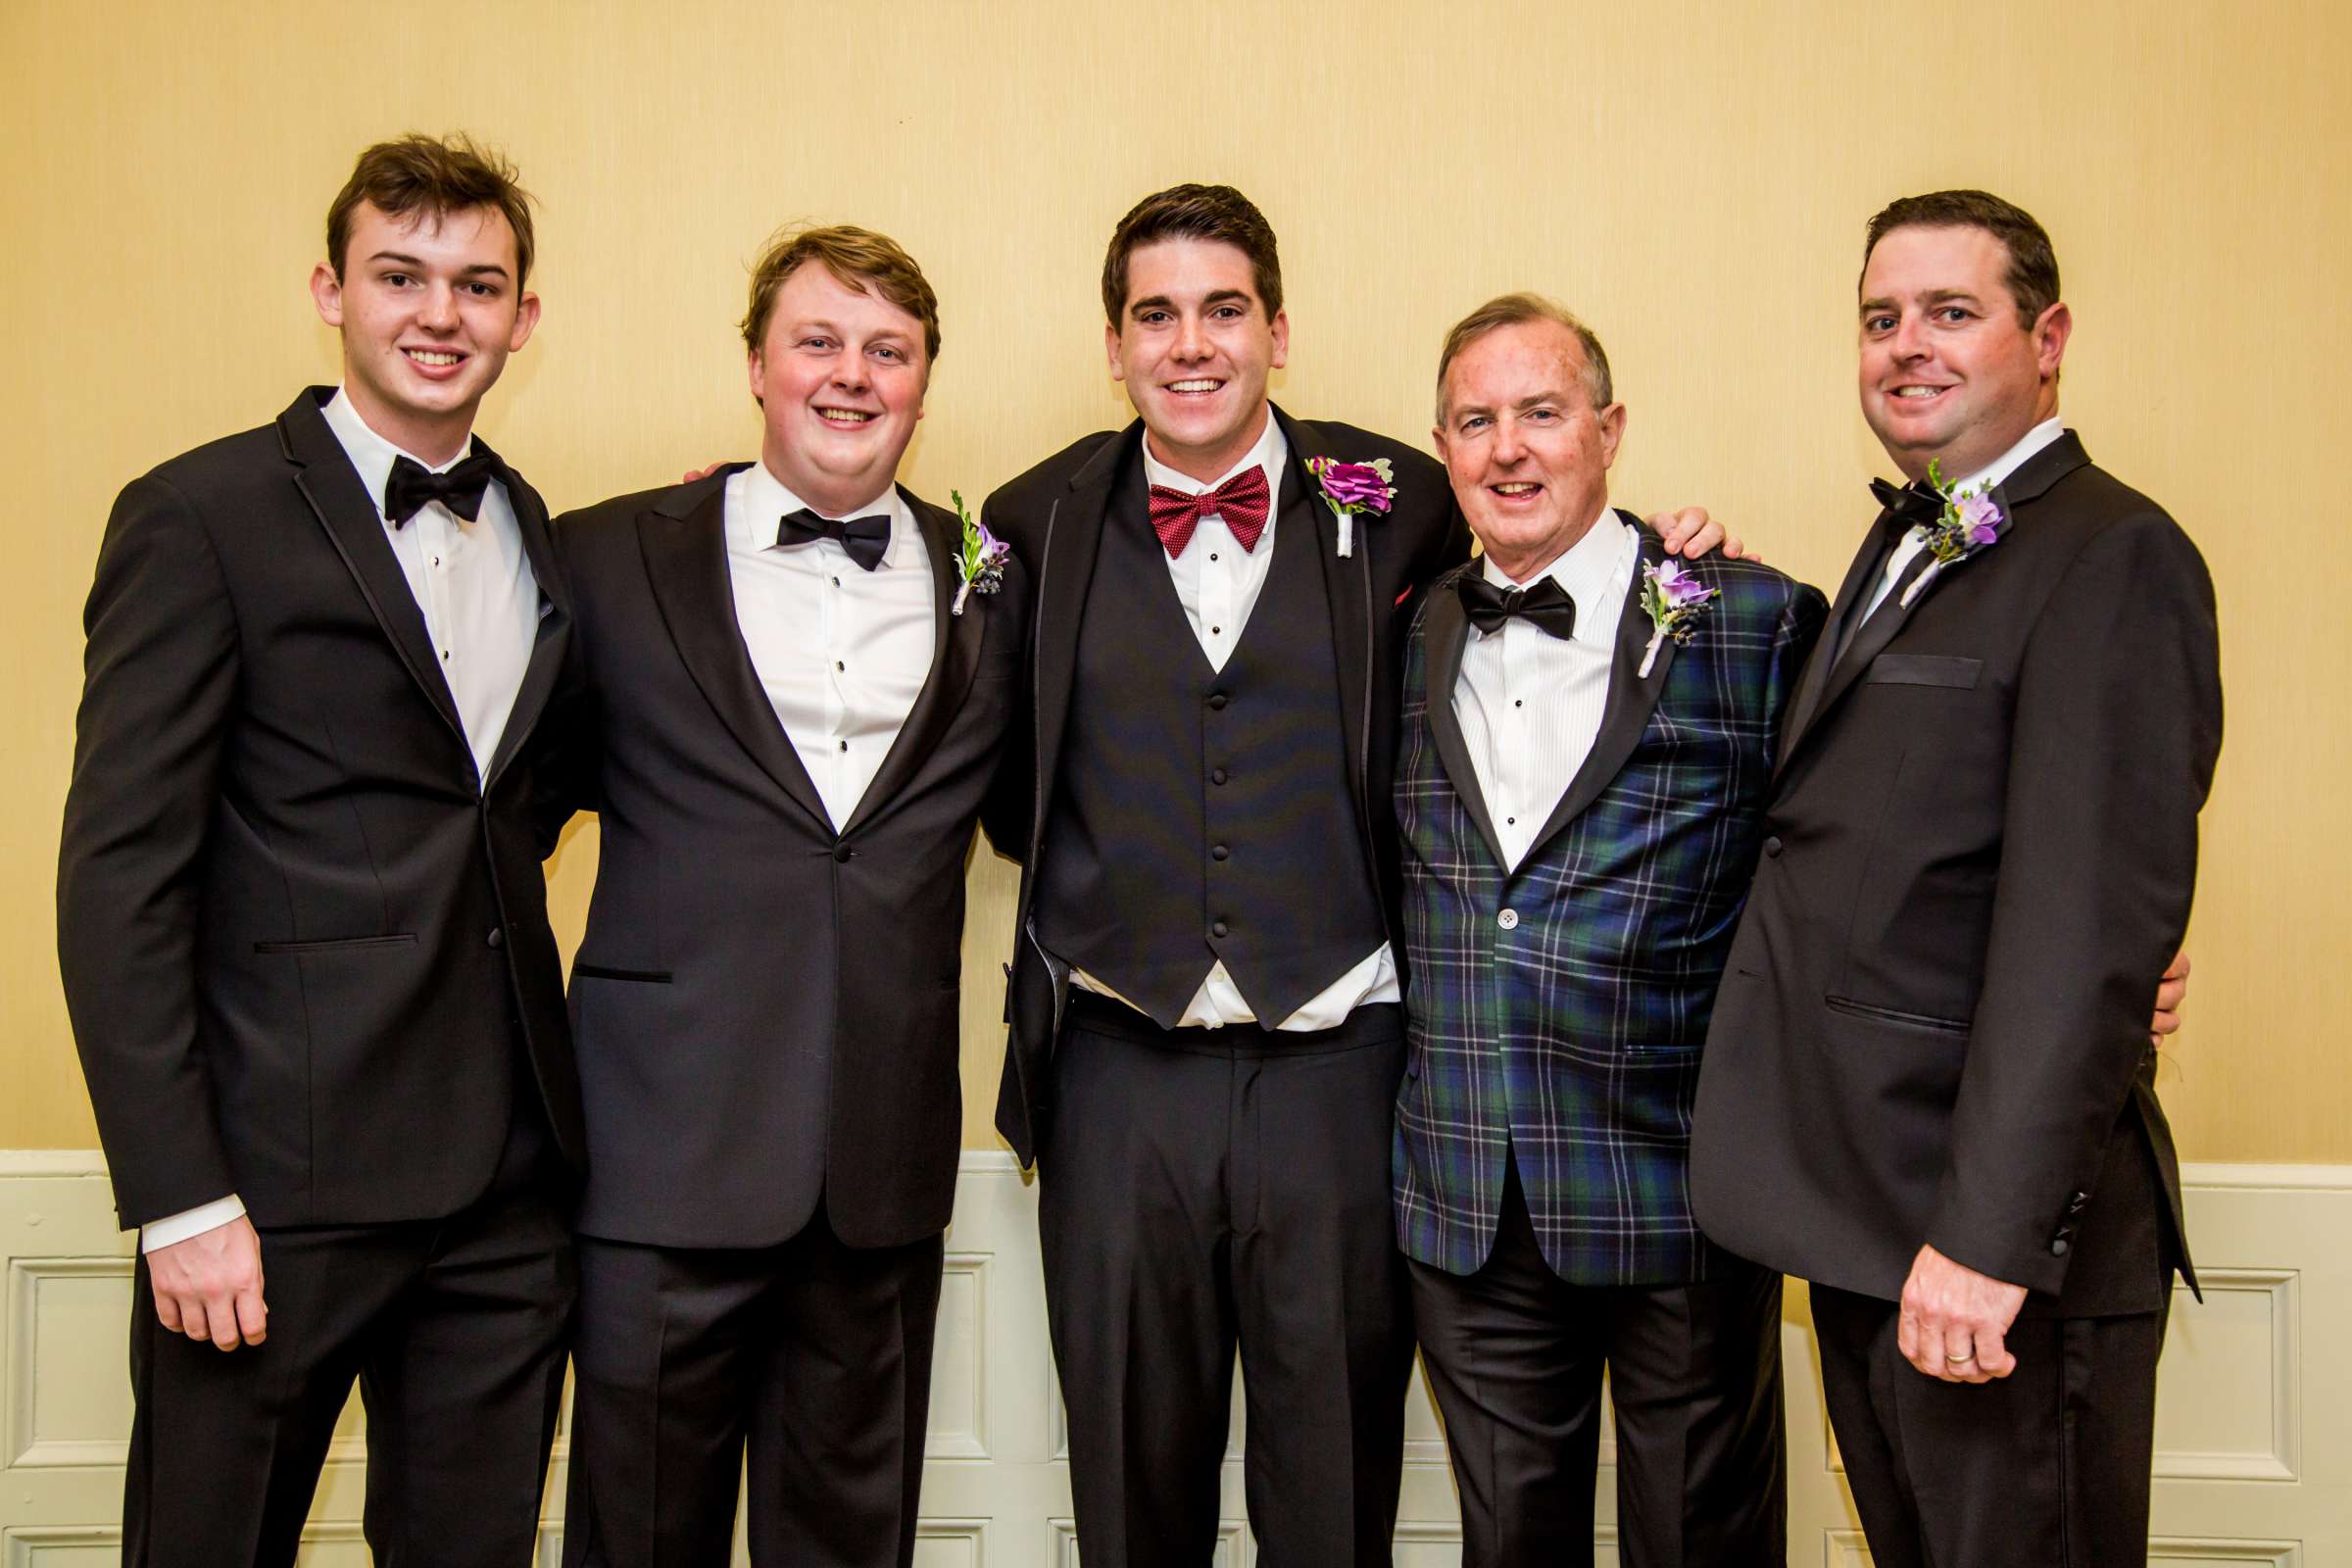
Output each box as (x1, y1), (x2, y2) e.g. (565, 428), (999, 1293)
(1305, 456), (1396, 558)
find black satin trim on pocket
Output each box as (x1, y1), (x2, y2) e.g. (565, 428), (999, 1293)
(1865, 654), (1982, 689)
(1825, 994), (1971, 1034)
(253, 933), (417, 955)
(571, 963), (674, 985)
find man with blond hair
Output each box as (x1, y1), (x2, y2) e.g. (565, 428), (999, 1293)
(60, 133), (580, 1566)
(547, 224), (1030, 1566)
(1394, 292), (1825, 1564)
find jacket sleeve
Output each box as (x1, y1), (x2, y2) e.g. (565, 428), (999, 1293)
(1925, 514), (2223, 1292)
(56, 474), (243, 1227)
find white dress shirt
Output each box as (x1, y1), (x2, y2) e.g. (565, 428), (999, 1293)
(1859, 416), (2066, 623)
(1069, 410), (1399, 1030)
(144, 389), (544, 1253)
(726, 461), (935, 829)
(1454, 512), (1640, 872)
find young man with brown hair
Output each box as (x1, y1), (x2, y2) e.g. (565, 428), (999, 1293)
(58, 132), (581, 1567)
(980, 184), (1729, 1565)
(548, 223), (1029, 1567)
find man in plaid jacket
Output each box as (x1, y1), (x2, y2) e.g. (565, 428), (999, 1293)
(1392, 293), (1827, 1566)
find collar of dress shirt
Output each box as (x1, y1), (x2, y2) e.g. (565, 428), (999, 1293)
(1140, 406), (1291, 499)
(1478, 506), (1635, 648)
(732, 460), (917, 570)
(1945, 415), (2067, 499)
(322, 386), (483, 520)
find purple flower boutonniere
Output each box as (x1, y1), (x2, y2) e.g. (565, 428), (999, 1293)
(1901, 460), (2005, 608)
(1305, 456), (1396, 558)
(950, 489), (1009, 616)
(1637, 558), (1719, 678)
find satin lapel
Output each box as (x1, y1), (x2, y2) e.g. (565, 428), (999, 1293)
(636, 475), (831, 831)
(1419, 575), (1507, 868)
(277, 389), (466, 746)
(1520, 522), (1677, 864)
(842, 492), (981, 834)
(1775, 509), (1908, 770)
(1030, 427), (1128, 835)
(1279, 408), (1373, 813)
(480, 445), (569, 791)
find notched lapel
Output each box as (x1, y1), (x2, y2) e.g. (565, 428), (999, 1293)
(636, 474), (831, 831)
(1520, 523), (1678, 863)
(1031, 428), (1127, 828)
(1279, 408), (1373, 810)
(278, 390), (466, 746)
(1418, 574), (1508, 867)
(842, 491), (983, 834)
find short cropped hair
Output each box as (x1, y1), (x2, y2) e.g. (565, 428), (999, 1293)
(1435, 293), (1614, 423)
(1861, 189), (2061, 328)
(326, 134), (536, 286)
(1101, 184), (1283, 325)
(740, 224), (943, 364)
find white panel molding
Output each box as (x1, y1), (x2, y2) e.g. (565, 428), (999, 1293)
(6, 1257), (131, 1470)
(2154, 1266), (2300, 1482)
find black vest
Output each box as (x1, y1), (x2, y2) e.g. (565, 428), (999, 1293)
(1036, 462), (1387, 1026)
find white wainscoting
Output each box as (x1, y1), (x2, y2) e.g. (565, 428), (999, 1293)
(4, 1152), (2347, 1564)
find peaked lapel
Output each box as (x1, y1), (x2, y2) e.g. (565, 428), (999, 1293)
(1520, 520), (1681, 865)
(277, 389), (467, 749)
(478, 438), (570, 792)
(1776, 507), (1906, 769)
(841, 490), (985, 835)
(1028, 426), (1132, 850)
(1777, 431), (2090, 773)
(1417, 569), (1508, 867)
(1277, 407), (1375, 811)
(635, 467), (832, 832)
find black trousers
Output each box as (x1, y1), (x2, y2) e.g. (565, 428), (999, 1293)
(122, 1111), (574, 1568)
(1037, 995), (1418, 1568)
(562, 1208), (944, 1568)
(1809, 1283), (2169, 1568)
(1408, 1157), (1786, 1567)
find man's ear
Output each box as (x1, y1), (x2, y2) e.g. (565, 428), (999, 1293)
(1104, 321), (1126, 382)
(1268, 308), (1290, 371)
(1597, 402), (1628, 470)
(310, 262), (345, 328)
(2034, 301), (2073, 382)
(507, 290), (542, 353)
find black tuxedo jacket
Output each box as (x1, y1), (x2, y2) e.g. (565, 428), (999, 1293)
(549, 468), (1029, 1250)
(980, 407), (1472, 1164)
(1690, 433), (2223, 1317)
(58, 387), (584, 1231)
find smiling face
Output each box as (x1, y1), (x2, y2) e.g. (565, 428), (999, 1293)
(748, 262), (929, 516)
(1106, 237), (1289, 482)
(310, 201), (539, 464)
(1858, 223), (2070, 481)
(1434, 318), (1625, 583)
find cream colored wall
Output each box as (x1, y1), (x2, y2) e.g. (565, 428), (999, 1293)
(4, 0), (2343, 1160)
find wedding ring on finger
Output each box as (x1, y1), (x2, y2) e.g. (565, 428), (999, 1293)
(1945, 1348), (1978, 1365)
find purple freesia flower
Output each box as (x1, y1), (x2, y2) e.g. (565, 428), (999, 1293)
(1650, 557), (1717, 610)
(974, 519), (1010, 564)
(1310, 458), (1396, 513)
(1957, 492), (2002, 547)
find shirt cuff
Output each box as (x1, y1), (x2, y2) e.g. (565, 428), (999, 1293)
(140, 1195), (247, 1252)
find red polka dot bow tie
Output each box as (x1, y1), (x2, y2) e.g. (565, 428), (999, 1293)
(1148, 466), (1272, 558)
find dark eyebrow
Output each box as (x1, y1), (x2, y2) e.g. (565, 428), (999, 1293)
(1127, 288), (1255, 319)
(365, 250), (511, 282)
(1860, 288), (1982, 317)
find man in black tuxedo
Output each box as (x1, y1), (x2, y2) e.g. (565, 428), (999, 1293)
(57, 135), (581, 1567)
(549, 225), (1029, 1567)
(1691, 190), (2224, 1565)
(980, 185), (1729, 1566)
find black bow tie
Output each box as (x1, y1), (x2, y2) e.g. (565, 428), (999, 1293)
(1869, 476), (1944, 529)
(384, 452), (497, 526)
(1457, 573), (1578, 640)
(777, 508), (892, 572)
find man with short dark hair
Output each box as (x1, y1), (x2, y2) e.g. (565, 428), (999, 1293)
(1692, 189), (2224, 1565)
(1396, 292), (1826, 1565)
(58, 133), (581, 1567)
(981, 184), (1730, 1565)
(549, 223), (1029, 1567)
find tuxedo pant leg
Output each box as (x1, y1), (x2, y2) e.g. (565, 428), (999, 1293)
(1230, 1021), (1416, 1568)
(123, 1226), (405, 1568)
(744, 1220), (946, 1568)
(1602, 1254), (1786, 1567)
(1038, 1008), (1243, 1568)
(1406, 1166), (1609, 1567)
(564, 1239), (767, 1567)
(1810, 1283), (2166, 1568)
(355, 1176), (575, 1568)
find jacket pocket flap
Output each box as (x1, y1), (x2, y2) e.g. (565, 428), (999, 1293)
(1866, 654), (1982, 689)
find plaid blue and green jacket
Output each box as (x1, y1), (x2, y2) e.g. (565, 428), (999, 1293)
(1393, 523), (1826, 1284)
